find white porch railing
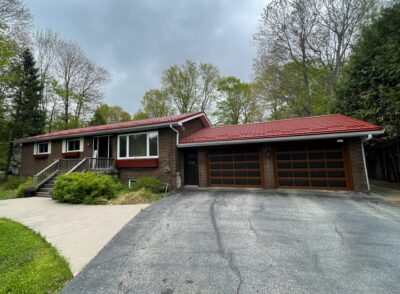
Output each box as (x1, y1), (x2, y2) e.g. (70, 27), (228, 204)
(33, 158), (115, 189)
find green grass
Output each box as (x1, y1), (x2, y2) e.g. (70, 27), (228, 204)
(0, 218), (72, 293)
(0, 177), (22, 200)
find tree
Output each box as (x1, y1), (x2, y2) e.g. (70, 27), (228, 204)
(140, 89), (174, 118)
(162, 60), (199, 113)
(198, 62), (220, 112)
(214, 76), (261, 125)
(90, 104), (131, 126)
(253, 0), (377, 116)
(5, 49), (45, 177)
(161, 60), (220, 114)
(132, 110), (149, 120)
(336, 2), (400, 182)
(53, 39), (110, 128)
(0, 0), (33, 46)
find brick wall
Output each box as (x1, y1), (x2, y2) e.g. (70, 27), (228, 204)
(348, 138), (369, 191)
(198, 148), (208, 187)
(180, 117), (206, 139)
(20, 137), (93, 178)
(118, 128), (178, 189)
(262, 144), (275, 189)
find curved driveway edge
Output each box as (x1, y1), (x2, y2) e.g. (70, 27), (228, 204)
(63, 189), (400, 293)
(0, 197), (148, 275)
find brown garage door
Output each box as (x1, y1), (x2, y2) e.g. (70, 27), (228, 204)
(208, 145), (263, 188)
(274, 140), (353, 190)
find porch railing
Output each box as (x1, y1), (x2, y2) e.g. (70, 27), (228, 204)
(33, 160), (60, 188)
(67, 157), (115, 174)
(33, 157), (115, 189)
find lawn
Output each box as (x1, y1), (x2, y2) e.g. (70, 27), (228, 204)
(0, 218), (72, 293)
(0, 177), (21, 200)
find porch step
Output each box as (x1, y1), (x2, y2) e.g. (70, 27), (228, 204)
(36, 191), (51, 198)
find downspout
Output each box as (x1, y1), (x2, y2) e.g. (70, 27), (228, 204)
(170, 123), (183, 188)
(361, 134), (373, 190)
(169, 123), (181, 145)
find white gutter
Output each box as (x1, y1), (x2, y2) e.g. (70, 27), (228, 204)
(169, 123), (181, 145)
(361, 134), (373, 190)
(177, 130), (384, 148)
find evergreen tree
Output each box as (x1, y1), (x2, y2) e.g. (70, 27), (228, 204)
(11, 49), (45, 138)
(5, 49), (45, 177)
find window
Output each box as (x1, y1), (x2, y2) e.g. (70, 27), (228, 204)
(63, 138), (83, 152)
(128, 178), (138, 188)
(118, 131), (158, 159)
(35, 142), (50, 154)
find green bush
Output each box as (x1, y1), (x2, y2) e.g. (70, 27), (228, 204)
(52, 172), (124, 204)
(130, 177), (165, 193)
(16, 178), (33, 198)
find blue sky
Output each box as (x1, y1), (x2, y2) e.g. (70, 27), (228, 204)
(26, 0), (266, 113)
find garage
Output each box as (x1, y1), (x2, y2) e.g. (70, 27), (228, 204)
(274, 140), (353, 190)
(207, 144), (264, 188)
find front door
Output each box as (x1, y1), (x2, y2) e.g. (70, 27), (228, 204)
(184, 149), (199, 185)
(93, 136), (112, 158)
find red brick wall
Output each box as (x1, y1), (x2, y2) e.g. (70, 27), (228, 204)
(348, 138), (369, 191)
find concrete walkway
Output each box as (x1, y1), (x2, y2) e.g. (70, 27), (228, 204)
(0, 197), (148, 275)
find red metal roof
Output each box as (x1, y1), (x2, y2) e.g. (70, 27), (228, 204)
(21, 112), (206, 142)
(180, 114), (382, 145)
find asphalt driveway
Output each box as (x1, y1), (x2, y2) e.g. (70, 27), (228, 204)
(63, 189), (400, 293)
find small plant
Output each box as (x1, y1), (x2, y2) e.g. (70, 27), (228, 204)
(52, 172), (124, 204)
(130, 177), (165, 194)
(16, 178), (34, 198)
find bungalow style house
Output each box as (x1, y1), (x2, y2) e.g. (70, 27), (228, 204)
(16, 112), (383, 195)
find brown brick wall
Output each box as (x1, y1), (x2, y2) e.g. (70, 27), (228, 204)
(118, 128), (178, 189)
(348, 138), (369, 191)
(198, 148), (208, 187)
(180, 117), (206, 139)
(20, 137), (94, 178)
(262, 144), (275, 189)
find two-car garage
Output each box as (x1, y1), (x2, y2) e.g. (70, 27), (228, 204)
(179, 114), (382, 192)
(205, 140), (353, 190)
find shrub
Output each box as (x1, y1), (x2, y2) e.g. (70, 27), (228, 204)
(130, 177), (165, 193)
(52, 172), (124, 204)
(112, 188), (164, 205)
(16, 178), (33, 198)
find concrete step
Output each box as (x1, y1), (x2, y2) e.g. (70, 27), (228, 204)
(39, 187), (52, 192)
(36, 191), (51, 198)
(42, 184), (55, 188)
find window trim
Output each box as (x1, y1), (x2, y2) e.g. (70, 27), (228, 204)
(62, 137), (84, 153)
(117, 131), (159, 160)
(34, 141), (51, 155)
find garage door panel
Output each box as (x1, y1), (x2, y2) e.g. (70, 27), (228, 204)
(274, 140), (351, 190)
(208, 145), (263, 188)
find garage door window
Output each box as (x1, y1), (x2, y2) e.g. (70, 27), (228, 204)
(274, 141), (351, 190)
(208, 145), (263, 187)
